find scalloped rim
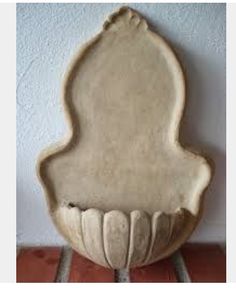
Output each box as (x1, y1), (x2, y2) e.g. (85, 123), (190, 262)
(51, 203), (198, 269)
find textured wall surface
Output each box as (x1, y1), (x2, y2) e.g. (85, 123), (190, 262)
(17, 3), (226, 245)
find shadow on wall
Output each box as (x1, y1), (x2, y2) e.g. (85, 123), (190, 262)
(178, 47), (226, 237)
(143, 11), (226, 239)
(176, 43), (225, 237)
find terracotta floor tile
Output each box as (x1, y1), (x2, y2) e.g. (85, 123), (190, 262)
(17, 247), (61, 283)
(130, 258), (177, 282)
(69, 252), (114, 282)
(181, 243), (226, 282)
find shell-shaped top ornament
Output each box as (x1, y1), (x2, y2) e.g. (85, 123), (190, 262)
(37, 7), (212, 269)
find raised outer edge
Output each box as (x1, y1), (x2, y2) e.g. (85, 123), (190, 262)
(36, 6), (213, 268)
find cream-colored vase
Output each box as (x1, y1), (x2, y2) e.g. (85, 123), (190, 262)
(37, 7), (212, 269)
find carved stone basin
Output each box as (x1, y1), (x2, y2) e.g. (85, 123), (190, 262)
(37, 7), (212, 269)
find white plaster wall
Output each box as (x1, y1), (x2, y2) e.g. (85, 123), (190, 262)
(17, 3), (226, 245)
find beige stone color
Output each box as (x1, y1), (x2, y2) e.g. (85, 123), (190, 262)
(37, 7), (212, 268)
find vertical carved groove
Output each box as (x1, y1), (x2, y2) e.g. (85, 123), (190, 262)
(124, 211), (131, 268)
(82, 209), (109, 267)
(103, 210), (129, 269)
(101, 213), (111, 268)
(127, 210), (151, 267)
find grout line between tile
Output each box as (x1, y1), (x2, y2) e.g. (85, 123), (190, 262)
(55, 246), (73, 282)
(171, 250), (191, 283)
(115, 268), (130, 282)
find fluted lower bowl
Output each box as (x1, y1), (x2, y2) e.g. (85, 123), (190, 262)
(52, 204), (197, 269)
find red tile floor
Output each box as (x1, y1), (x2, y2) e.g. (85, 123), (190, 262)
(17, 243), (226, 283)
